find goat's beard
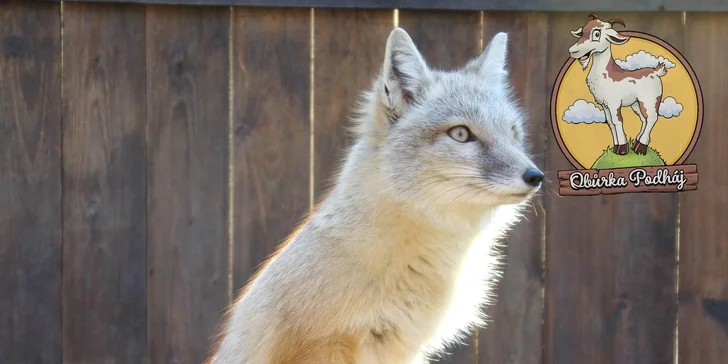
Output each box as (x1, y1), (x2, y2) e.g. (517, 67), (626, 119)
(578, 57), (590, 70)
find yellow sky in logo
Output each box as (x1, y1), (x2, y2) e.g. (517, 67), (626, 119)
(555, 37), (698, 167)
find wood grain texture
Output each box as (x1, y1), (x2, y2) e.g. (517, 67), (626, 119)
(50, 0), (728, 12)
(0, 2), (61, 363)
(399, 10), (480, 71)
(146, 6), (230, 364)
(231, 7), (311, 294)
(62, 4), (147, 363)
(477, 12), (547, 364)
(678, 12), (728, 364)
(544, 13), (682, 364)
(398, 10), (481, 364)
(313, 8), (392, 198)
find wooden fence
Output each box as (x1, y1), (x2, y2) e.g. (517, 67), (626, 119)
(1, 1), (726, 363)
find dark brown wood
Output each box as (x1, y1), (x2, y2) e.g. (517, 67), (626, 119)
(231, 7), (311, 296)
(558, 184), (698, 195)
(399, 9), (481, 364)
(0, 2), (62, 363)
(62, 4), (147, 363)
(50, 0), (728, 12)
(544, 13), (681, 364)
(399, 10), (480, 71)
(678, 13), (728, 364)
(145, 6), (230, 364)
(477, 11), (547, 364)
(313, 8), (392, 198)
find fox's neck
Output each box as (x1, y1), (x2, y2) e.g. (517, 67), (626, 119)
(312, 139), (506, 264)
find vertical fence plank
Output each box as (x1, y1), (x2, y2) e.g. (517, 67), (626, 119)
(0, 2), (61, 363)
(313, 9), (392, 198)
(679, 12), (728, 364)
(398, 10), (481, 364)
(544, 13), (681, 364)
(231, 7), (311, 295)
(62, 4), (147, 363)
(399, 10), (481, 71)
(477, 11), (547, 364)
(146, 6), (230, 364)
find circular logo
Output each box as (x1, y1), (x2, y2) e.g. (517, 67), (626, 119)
(551, 30), (703, 170)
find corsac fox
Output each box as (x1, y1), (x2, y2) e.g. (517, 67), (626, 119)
(207, 27), (543, 364)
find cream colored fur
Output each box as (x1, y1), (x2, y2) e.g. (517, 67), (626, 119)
(207, 28), (542, 364)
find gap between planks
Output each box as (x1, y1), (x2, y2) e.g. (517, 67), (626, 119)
(673, 13), (686, 364)
(228, 5), (235, 304)
(309, 8), (315, 209)
(59, 1), (66, 361)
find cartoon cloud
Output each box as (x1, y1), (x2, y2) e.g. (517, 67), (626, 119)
(615, 50), (676, 71)
(658, 96), (684, 118)
(562, 99), (606, 124)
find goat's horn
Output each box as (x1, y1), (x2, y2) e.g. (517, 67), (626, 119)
(608, 18), (626, 27)
(588, 13), (599, 20)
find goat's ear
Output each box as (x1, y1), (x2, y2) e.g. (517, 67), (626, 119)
(380, 27), (429, 120)
(466, 32), (509, 82)
(570, 27), (583, 38)
(605, 28), (629, 44)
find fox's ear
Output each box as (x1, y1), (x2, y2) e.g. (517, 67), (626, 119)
(380, 27), (429, 121)
(466, 32), (509, 83)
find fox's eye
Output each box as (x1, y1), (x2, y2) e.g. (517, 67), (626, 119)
(447, 126), (473, 143)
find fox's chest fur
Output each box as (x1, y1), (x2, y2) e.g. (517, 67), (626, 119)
(209, 190), (516, 364)
(339, 209), (504, 363)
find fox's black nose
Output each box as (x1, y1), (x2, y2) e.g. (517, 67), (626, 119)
(522, 168), (544, 187)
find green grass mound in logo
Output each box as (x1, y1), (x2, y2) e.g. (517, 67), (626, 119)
(591, 139), (667, 169)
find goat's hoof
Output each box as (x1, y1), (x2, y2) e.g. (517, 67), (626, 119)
(633, 142), (648, 155)
(613, 144), (629, 155)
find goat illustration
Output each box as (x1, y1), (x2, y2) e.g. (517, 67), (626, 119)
(568, 13), (667, 155)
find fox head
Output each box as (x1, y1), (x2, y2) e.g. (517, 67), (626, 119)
(349, 27), (543, 213)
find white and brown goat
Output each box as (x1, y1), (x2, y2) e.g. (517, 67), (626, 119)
(568, 13), (667, 155)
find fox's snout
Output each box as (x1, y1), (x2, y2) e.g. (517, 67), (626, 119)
(522, 168), (544, 187)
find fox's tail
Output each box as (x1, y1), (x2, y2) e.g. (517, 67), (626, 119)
(654, 63), (668, 77)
